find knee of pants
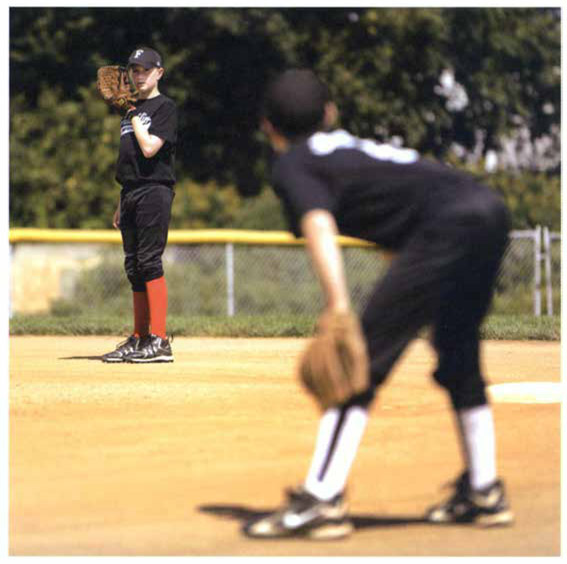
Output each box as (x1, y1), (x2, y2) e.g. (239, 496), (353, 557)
(339, 386), (376, 410)
(339, 365), (389, 410)
(136, 251), (164, 282)
(433, 365), (487, 409)
(126, 271), (146, 292)
(124, 259), (145, 292)
(138, 262), (164, 283)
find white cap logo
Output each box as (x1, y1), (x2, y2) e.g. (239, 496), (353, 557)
(134, 49), (144, 58)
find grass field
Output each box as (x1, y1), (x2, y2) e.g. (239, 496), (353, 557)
(9, 313), (561, 341)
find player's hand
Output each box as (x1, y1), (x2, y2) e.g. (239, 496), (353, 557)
(113, 205), (120, 229)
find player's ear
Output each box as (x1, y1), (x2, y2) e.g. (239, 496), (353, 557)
(261, 118), (274, 136)
(261, 118), (288, 153)
(323, 102), (339, 129)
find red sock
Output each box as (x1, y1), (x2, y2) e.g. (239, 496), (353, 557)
(133, 291), (150, 337)
(146, 277), (168, 339)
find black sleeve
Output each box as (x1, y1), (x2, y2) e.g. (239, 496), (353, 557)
(149, 99), (177, 145)
(273, 155), (336, 237)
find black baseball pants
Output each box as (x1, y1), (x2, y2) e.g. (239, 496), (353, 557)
(355, 189), (510, 411)
(119, 184), (175, 292)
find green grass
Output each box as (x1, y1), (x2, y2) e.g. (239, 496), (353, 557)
(9, 313), (560, 341)
(9, 314), (316, 338)
(479, 315), (560, 341)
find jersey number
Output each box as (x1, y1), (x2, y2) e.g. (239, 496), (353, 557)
(309, 130), (418, 164)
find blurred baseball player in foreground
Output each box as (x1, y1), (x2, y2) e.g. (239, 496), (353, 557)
(243, 69), (514, 539)
(98, 47), (177, 363)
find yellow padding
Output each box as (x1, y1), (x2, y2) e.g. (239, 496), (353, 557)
(9, 228), (375, 248)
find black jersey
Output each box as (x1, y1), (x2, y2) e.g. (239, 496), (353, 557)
(272, 129), (496, 250)
(116, 94), (177, 189)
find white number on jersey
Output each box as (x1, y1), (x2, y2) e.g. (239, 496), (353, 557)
(308, 129), (419, 165)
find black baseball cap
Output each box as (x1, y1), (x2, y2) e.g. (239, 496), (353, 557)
(127, 47), (163, 69)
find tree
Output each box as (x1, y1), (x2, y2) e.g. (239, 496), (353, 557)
(10, 85), (121, 228)
(9, 7), (560, 229)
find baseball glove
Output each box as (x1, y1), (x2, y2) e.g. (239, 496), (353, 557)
(96, 66), (139, 114)
(299, 310), (370, 410)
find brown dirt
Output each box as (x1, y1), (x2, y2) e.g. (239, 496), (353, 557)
(9, 336), (561, 556)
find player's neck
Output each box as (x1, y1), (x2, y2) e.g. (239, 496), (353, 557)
(139, 87), (161, 100)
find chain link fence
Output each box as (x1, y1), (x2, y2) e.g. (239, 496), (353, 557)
(546, 228), (561, 316)
(9, 228), (560, 318)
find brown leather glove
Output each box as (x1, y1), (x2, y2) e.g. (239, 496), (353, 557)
(96, 66), (139, 115)
(299, 310), (370, 410)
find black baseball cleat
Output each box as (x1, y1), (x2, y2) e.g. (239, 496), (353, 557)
(242, 486), (353, 540)
(125, 334), (173, 363)
(426, 471), (514, 527)
(102, 335), (143, 363)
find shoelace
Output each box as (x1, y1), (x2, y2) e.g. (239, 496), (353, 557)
(116, 336), (137, 350)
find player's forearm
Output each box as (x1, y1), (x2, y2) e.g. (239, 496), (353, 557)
(301, 209), (351, 312)
(130, 117), (164, 158)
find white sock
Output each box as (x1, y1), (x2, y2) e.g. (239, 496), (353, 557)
(304, 405), (368, 501)
(457, 404), (497, 490)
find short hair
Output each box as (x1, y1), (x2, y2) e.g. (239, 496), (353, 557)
(263, 69), (331, 138)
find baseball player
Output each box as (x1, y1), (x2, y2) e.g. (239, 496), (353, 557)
(243, 69), (514, 539)
(101, 47), (177, 363)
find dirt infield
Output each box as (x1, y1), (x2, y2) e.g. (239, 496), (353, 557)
(9, 336), (561, 556)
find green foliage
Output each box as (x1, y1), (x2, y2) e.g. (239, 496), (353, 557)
(10, 85), (122, 228)
(448, 158), (561, 230)
(229, 189), (287, 230)
(9, 7), (561, 230)
(316, 9), (452, 147)
(170, 179), (242, 229)
(489, 172), (560, 231)
(442, 8), (560, 149)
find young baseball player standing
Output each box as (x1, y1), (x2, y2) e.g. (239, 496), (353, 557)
(243, 69), (514, 539)
(102, 47), (177, 363)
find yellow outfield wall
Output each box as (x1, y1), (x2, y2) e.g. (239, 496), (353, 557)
(9, 228), (374, 247)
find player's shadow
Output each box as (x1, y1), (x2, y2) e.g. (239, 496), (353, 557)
(59, 355), (105, 361)
(198, 504), (428, 531)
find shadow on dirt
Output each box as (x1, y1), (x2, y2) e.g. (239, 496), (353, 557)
(59, 356), (105, 361)
(199, 504), (428, 531)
